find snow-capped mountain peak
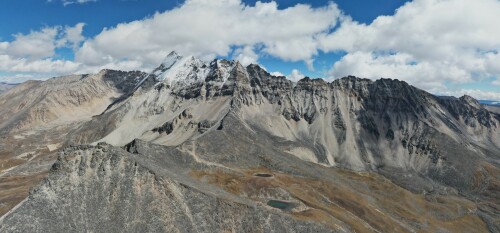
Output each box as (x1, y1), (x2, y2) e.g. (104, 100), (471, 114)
(157, 54), (208, 86)
(161, 51), (183, 70)
(212, 59), (236, 83)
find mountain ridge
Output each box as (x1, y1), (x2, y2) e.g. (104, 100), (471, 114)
(0, 52), (499, 232)
(0, 82), (17, 94)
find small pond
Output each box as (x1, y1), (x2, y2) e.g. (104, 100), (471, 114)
(254, 173), (273, 178)
(267, 200), (297, 211)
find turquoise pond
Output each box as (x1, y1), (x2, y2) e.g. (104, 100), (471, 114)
(266, 200), (296, 210)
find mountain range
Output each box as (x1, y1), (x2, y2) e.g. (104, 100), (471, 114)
(0, 52), (499, 232)
(0, 82), (17, 94)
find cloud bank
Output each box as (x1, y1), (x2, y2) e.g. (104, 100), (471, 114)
(75, 0), (340, 70)
(0, 23), (84, 75)
(322, 0), (500, 95)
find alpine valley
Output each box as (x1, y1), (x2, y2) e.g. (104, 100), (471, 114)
(0, 52), (499, 232)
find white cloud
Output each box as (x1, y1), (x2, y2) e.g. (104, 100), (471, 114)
(4, 27), (59, 59)
(62, 0), (97, 6)
(0, 55), (81, 73)
(286, 69), (305, 82)
(305, 59), (315, 71)
(493, 79), (500, 86)
(75, 0), (497, 90)
(328, 51), (471, 90)
(437, 89), (500, 101)
(323, 0), (500, 86)
(0, 23), (86, 80)
(0, 74), (39, 83)
(76, 60), (143, 74)
(60, 23), (86, 50)
(75, 0), (340, 70)
(0, 23), (86, 59)
(233, 46), (259, 67)
(320, 0), (500, 58)
(270, 71), (284, 77)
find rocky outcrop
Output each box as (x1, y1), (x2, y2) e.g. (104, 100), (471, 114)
(0, 70), (148, 218)
(0, 69), (147, 133)
(0, 144), (335, 233)
(438, 95), (498, 128)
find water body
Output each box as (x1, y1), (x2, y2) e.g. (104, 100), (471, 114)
(266, 200), (297, 211)
(254, 173), (273, 177)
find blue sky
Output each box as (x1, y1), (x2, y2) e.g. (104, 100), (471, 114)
(0, 0), (407, 76)
(0, 0), (499, 100)
(0, 1), (407, 39)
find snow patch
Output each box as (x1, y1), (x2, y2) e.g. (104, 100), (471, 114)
(157, 56), (209, 87)
(161, 51), (183, 70)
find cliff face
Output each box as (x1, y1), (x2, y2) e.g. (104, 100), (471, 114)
(0, 52), (499, 232)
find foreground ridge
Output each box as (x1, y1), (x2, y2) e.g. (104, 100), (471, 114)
(0, 143), (334, 232)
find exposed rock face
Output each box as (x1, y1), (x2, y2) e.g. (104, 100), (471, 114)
(1, 136), (493, 232)
(0, 144), (335, 233)
(0, 70), (147, 217)
(439, 95), (498, 128)
(0, 70), (147, 133)
(0, 52), (499, 232)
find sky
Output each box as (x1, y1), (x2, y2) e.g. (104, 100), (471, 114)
(0, 0), (499, 100)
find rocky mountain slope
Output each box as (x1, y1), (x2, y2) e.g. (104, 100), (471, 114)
(0, 52), (499, 232)
(0, 143), (334, 232)
(0, 70), (147, 215)
(0, 82), (16, 94)
(486, 105), (500, 114)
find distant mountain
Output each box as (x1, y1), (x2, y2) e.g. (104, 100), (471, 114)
(0, 82), (17, 94)
(0, 52), (499, 232)
(479, 99), (500, 106)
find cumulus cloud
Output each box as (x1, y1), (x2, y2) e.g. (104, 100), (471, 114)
(329, 52), (470, 90)
(232, 46), (259, 67)
(75, 0), (498, 91)
(0, 23), (86, 77)
(0, 74), (39, 83)
(270, 71), (284, 77)
(60, 23), (86, 50)
(0, 56), (81, 73)
(75, 0), (340, 70)
(322, 0), (500, 89)
(3, 27), (59, 59)
(286, 69), (305, 82)
(0, 23), (86, 58)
